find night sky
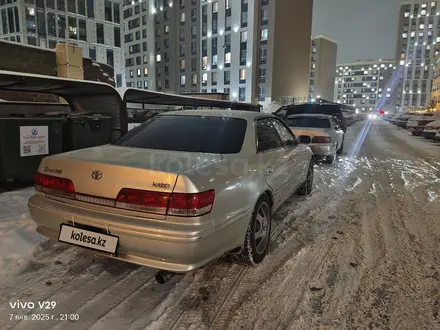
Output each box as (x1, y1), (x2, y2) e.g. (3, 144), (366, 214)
(312, 0), (402, 64)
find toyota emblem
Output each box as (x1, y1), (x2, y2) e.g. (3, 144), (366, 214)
(91, 170), (103, 180)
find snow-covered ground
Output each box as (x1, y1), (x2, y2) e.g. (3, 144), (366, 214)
(0, 120), (439, 329)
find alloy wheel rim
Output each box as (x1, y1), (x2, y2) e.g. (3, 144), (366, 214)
(254, 202), (270, 254)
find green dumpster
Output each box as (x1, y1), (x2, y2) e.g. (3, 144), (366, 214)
(61, 113), (112, 152)
(0, 117), (65, 185)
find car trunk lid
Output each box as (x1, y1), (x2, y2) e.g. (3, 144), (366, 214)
(38, 145), (222, 219)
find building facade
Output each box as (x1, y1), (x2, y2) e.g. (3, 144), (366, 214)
(309, 35), (337, 102)
(0, 0), (124, 86)
(122, 0), (313, 104)
(122, 0), (200, 94)
(334, 59), (396, 112)
(395, 0), (440, 110)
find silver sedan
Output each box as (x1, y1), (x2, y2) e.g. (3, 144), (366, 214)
(28, 110), (314, 277)
(286, 114), (345, 164)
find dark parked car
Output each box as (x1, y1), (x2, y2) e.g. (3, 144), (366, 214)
(274, 103), (348, 132)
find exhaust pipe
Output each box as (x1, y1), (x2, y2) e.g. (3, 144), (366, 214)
(155, 270), (177, 284)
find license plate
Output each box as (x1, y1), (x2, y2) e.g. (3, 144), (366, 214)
(58, 224), (118, 254)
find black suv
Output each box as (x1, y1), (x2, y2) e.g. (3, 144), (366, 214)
(273, 103), (348, 132)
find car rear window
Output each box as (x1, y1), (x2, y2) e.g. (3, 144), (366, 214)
(112, 115), (247, 154)
(286, 117), (331, 128)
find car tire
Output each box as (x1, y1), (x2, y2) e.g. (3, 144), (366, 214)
(336, 138), (344, 155)
(326, 154), (335, 164)
(298, 160), (314, 196)
(238, 194), (272, 265)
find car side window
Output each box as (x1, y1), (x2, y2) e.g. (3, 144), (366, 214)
(270, 118), (298, 147)
(256, 119), (284, 153)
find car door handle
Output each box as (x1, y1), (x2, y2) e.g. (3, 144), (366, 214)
(266, 168), (274, 175)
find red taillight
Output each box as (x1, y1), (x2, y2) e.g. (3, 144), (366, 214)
(168, 190), (215, 216)
(312, 136), (331, 143)
(115, 188), (215, 217)
(34, 172), (75, 197)
(116, 188), (170, 215)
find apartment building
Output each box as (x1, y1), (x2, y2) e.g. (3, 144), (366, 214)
(334, 59), (396, 112)
(309, 35), (338, 101)
(122, 0), (200, 93)
(199, 0), (313, 103)
(395, 0), (440, 109)
(122, 0), (313, 103)
(0, 0), (124, 86)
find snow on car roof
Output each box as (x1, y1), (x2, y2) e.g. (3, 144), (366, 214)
(158, 109), (271, 120)
(287, 113), (333, 119)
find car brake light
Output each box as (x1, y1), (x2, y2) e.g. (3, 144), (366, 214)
(115, 188), (216, 217)
(312, 136), (331, 143)
(34, 172), (76, 198)
(116, 188), (170, 215)
(168, 190), (215, 217)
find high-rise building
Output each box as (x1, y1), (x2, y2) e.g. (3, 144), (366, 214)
(200, 0), (313, 103)
(334, 59), (396, 112)
(0, 0), (124, 86)
(309, 35), (338, 102)
(122, 0), (313, 104)
(395, 0), (440, 109)
(122, 0), (200, 93)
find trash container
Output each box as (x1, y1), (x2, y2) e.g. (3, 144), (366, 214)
(62, 113), (112, 152)
(0, 116), (65, 185)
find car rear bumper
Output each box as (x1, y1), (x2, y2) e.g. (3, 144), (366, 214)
(28, 194), (249, 272)
(308, 143), (335, 156)
(423, 131), (437, 139)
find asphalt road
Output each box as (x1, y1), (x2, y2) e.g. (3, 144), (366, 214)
(0, 120), (439, 330)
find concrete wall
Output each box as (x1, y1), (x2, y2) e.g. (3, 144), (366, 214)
(268, 0), (314, 102)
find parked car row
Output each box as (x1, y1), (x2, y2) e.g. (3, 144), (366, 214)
(383, 112), (440, 141)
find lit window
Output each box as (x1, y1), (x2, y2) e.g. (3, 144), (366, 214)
(436, 36), (440, 42)
(180, 12), (185, 22)
(180, 59), (185, 70)
(192, 74), (197, 84)
(143, 67), (148, 76)
(420, 24), (425, 29)
(144, 80), (148, 89)
(225, 52), (231, 64)
(137, 69), (141, 77)
(260, 28), (268, 41)
(312, 47), (316, 53)
(411, 31), (416, 37)
(240, 31), (247, 43)
(312, 63), (315, 69)
(239, 69), (246, 81)
(404, 12), (410, 17)
(156, 54), (162, 62)
(212, 54), (218, 65)
(202, 56), (208, 69)
(432, 2), (436, 6)
(202, 73), (208, 83)
(180, 75), (186, 86)
(213, 2), (218, 13)
(165, 25), (169, 34)
(225, 0), (229, 9)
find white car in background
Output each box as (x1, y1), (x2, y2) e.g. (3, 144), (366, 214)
(423, 119), (440, 139)
(407, 113), (440, 136)
(286, 114), (345, 164)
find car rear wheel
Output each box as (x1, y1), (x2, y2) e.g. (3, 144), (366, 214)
(336, 138), (344, 155)
(326, 154), (336, 164)
(298, 160), (314, 196)
(238, 195), (272, 265)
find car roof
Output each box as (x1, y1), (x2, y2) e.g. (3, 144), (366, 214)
(287, 113), (333, 119)
(158, 109), (273, 120)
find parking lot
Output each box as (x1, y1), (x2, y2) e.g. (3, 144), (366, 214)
(0, 119), (439, 329)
